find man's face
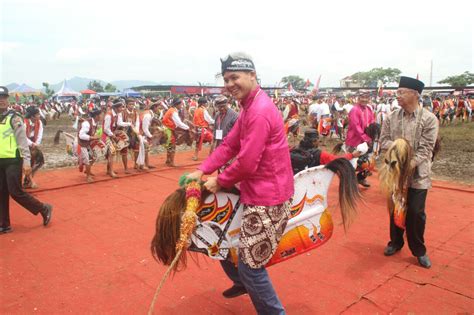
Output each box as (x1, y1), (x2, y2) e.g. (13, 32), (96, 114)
(127, 102), (135, 111)
(396, 88), (417, 108)
(223, 71), (256, 101)
(115, 105), (124, 113)
(217, 104), (228, 115)
(0, 95), (8, 110)
(358, 95), (369, 105)
(176, 102), (183, 110)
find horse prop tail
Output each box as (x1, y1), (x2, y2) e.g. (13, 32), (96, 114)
(325, 158), (361, 231)
(331, 142), (344, 154)
(151, 188), (187, 271)
(53, 130), (63, 145)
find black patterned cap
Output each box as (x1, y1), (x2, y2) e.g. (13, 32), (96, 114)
(0, 86), (9, 97)
(399, 76), (425, 94)
(221, 52), (255, 75)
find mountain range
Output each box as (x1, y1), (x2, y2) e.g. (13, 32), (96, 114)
(5, 77), (182, 92)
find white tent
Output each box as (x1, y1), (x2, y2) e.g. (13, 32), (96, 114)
(54, 80), (81, 97)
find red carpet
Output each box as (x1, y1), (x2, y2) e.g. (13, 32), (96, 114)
(1, 151), (473, 314)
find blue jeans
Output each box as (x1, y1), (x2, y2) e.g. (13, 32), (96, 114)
(220, 259), (285, 315)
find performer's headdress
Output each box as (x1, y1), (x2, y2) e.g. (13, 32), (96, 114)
(25, 106), (39, 118)
(214, 95), (228, 106)
(89, 109), (102, 118)
(172, 98), (182, 107)
(112, 99), (124, 108)
(197, 97), (207, 106)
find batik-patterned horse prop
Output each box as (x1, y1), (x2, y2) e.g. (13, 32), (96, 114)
(378, 138), (414, 229)
(151, 158), (360, 271)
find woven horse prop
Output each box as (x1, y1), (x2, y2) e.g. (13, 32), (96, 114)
(378, 138), (414, 229)
(53, 130), (108, 164)
(148, 158), (360, 313)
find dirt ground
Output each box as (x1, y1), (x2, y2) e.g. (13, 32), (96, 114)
(40, 117), (473, 184)
(431, 122), (474, 184)
(40, 116), (193, 169)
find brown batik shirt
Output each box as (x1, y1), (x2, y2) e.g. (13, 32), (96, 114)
(380, 106), (439, 189)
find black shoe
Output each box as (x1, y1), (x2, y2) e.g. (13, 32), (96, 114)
(358, 178), (371, 188)
(0, 226), (13, 234)
(384, 244), (401, 256)
(417, 255), (432, 269)
(41, 204), (53, 226)
(222, 285), (247, 298)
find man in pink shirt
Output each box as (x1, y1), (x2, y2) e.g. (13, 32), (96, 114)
(345, 91), (375, 187)
(187, 52), (293, 314)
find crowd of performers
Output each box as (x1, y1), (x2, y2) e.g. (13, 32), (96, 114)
(5, 84), (468, 188)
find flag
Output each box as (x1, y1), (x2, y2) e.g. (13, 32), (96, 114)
(416, 73), (419, 80)
(313, 75), (322, 94)
(288, 83), (293, 91)
(275, 89), (279, 98)
(377, 80), (383, 97)
(304, 79), (310, 89)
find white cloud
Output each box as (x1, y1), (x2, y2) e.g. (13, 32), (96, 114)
(0, 41), (22, 54)
(1, 0), (473, 87)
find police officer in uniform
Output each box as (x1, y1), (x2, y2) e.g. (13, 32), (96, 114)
(0, 86), (52, 234)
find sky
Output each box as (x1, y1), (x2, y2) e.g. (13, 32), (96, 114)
(1, 0), (473, 88)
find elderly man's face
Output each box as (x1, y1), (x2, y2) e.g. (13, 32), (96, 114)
(223, 71), (256, 101)
(396, 88), (418, 108)
(217, 104), (228, 115)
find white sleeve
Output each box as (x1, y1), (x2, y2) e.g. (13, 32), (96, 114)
(282, 105), (290, 120)
(35, 121), (43, 145)
(79, 121), (91, 141)
(78, 106), (85, 115)
(204, 109), (215, 124)
(134, 115), (140, 131)
(103, 115), (113, 136)
(117, 112), (132, 127)
(172, 112), (189, 130)
(142, 113), (153, 138)
(26, 136), (33, 146)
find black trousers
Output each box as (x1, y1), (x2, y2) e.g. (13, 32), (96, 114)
(0, 162), (45, 228)
(389, 188), (428, 257)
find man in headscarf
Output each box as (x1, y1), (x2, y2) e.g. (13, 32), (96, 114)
(162, 98), (190, 167)
(187, 52), (293, 314)
(345, 91), (375, 187)
(23, 106), (44, 189)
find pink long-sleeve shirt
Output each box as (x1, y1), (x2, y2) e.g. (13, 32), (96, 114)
(345, 103), (374, 147)
(199, 86), (294, 206)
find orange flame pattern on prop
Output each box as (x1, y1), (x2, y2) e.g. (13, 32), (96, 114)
(197, 197), (233, 224)
(290, 193), (325, 218)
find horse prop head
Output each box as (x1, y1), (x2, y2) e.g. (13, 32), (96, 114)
(379, 138), (414, 203)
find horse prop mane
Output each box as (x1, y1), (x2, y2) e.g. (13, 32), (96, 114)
(378, 138), (414, 229)
(151, 158), (360, 273)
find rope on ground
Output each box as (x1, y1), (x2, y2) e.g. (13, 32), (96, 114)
(147, 249), (183, 315)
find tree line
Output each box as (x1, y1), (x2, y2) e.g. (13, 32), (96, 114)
(281, 70), (474, 90)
